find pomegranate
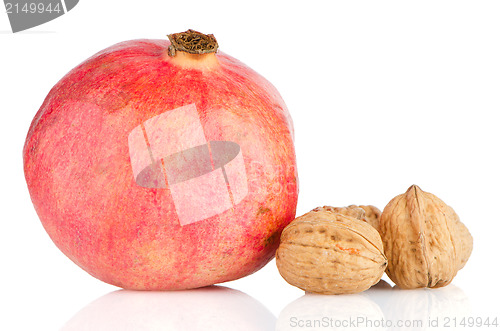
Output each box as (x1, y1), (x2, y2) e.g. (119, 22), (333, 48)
(23, 30), (298, 290)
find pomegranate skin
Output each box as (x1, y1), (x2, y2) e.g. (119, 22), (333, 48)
(23, 39), (298, 290)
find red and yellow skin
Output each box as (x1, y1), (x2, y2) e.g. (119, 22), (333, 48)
(23, 37), (298, 290)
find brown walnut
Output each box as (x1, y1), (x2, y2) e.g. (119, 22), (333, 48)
(276, 209), (387, 294)
(379, 185), (473, 289)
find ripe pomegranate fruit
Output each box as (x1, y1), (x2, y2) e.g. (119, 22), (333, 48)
(23, 30), (298, 290)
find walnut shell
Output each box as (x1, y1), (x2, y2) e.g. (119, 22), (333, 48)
(358, 205), (382, 232)
(313, 205), (381, 232)
(276, 210), (388, 294)
(379, 185), (473, 289)
(312, 205), (365, 220)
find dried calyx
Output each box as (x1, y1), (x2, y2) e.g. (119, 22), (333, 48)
(167, 29), (219, 57)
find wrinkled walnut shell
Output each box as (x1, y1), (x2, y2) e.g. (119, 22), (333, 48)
(276, 210), (388, 294)
(380, 185), (473, 289)
(313, 205), (381, 232)
(312, 205), (365, 220)
(358, 205), (382, 232)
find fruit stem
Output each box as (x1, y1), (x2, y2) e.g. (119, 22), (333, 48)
(167, 29), (219, 57)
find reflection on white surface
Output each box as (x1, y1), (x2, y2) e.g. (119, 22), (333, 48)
(276, 290), (385, 330)
(61, 286), (275, 331)
(277, 280), (470, 331)
(365, 282), (470, 330)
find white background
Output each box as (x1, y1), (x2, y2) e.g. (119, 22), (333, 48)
(1, 1), (499, 330)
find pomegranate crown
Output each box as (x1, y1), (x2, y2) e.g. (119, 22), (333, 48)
(167, 29), (219, 56)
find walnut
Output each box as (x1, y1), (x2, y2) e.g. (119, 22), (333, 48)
(379, 185), (473, 289)
(276, 210), (387, 294)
